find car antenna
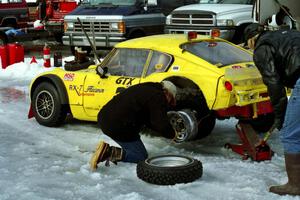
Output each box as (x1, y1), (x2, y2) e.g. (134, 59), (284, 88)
(76, 17), (106, 77)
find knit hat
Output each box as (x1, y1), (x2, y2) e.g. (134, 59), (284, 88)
(161, 81), (177, 98)
(244, 23), (264, 41)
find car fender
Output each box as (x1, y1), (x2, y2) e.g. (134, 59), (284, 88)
(30, 74), (69, 105)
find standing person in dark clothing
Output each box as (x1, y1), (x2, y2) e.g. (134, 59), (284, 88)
(244, 23), (300, 196)
(90, 81), (177, 171)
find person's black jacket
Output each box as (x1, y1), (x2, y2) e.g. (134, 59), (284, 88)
(254, 30), (300, 128)
(98, 82), (175, 142)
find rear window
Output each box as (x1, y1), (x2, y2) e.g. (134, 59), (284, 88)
(181, 41), (253, 67)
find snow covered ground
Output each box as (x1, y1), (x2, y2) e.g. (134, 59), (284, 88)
(0, 58), (299, 200)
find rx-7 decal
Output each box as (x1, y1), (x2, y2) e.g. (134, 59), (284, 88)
(69, 85), (104, 96)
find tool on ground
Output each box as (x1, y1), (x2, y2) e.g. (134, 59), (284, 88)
(225, 122), (274, 161)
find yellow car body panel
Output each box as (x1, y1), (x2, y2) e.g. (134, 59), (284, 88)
(29, 34), (271, 123)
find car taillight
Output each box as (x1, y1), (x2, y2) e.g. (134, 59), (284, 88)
(224, 81), (233, 91)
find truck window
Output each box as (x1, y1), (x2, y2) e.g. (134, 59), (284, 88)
(105, 48), (150, 77)
(216, 0), (253, 4)
(181, 41), (253, 67)
(1, 0), (23, 3)
(199, 0), (253, 4)
(88, 0), (137, 6)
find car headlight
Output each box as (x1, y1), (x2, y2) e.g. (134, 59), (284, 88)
(166, 15), (171, 25)
(217, 19), (234, 26)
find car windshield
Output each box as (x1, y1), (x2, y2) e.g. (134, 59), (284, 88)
(84, 0), (137, 6)
(181, 41), (253, 67)
(198, 0), (253, 4)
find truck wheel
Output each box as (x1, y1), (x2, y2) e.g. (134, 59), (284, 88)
(0, 32), (8, 45)
(32, 82), (67, 127)
(136, 155), (203, 185)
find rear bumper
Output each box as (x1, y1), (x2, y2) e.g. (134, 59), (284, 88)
(216, 100), (273, 119)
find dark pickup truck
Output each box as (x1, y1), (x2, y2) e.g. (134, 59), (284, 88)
(62, 0), (197, 53)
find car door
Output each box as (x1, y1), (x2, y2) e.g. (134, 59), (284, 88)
(83, 48), (150, 117)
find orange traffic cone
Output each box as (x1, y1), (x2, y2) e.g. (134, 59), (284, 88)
(30, 56), (37, 64)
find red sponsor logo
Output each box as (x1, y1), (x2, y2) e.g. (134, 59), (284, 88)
(64, 73), (75, 81)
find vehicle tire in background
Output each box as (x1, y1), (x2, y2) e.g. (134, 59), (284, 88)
(32, 82), (68, 127)
(0, 31), (8, 45)
(137, 155), (203, 185)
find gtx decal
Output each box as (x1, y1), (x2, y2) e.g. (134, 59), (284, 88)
(116, 77), (135, 85)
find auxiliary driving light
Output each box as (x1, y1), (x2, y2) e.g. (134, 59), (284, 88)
(210, 29), (220, 39)
(187, 31), (197, 41)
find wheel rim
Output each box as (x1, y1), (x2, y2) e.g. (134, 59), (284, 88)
(35, 90), (55, 120)
(167, 109), (198, 142)
(146, 156), (193, 167)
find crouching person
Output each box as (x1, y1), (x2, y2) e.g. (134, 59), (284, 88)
(90, 81), (177, 171)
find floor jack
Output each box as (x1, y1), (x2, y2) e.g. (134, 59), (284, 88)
(225, 122), (274, 161)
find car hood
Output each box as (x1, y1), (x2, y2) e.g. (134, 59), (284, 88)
(68, 5), (139, 16)
(173, 4), (252, 14)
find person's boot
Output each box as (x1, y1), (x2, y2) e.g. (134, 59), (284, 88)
(269, 153), (300, 195)
(90, 141), (123, 171)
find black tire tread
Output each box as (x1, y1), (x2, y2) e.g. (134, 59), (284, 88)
(32, 82), (67, 127)
(136, 156), (203, 185)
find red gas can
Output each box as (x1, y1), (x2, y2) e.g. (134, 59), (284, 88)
(0, 45), (8, 69)
(7, 43), (24, 65)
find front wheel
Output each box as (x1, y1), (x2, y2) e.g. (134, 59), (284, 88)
(32, 82), (67, 127)
(137, 155), (203, 185)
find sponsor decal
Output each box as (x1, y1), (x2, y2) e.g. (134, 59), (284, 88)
(69, 85), (104, 96)
(64, 73), (75, 81)
(116, 77), (135, 85)
(172, 66), (180, 71)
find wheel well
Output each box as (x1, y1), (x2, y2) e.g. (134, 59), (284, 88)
(30, 75), (70, 110)
(163, 76), (210, 117)
(128, 29), (145, 39)
(232, 23), (252, 44)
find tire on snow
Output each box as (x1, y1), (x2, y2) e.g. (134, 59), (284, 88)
(32, 82), (68, 127)
(136, 155), (203, 185)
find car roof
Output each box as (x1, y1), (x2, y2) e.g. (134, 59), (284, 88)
(115, 34), (214, 54)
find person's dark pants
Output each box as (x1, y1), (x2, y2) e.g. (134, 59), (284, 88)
(115, 137), (148, 163)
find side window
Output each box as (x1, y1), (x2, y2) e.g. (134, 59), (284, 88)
(105, 48), (149, 77)
(146, 51), (172, 76)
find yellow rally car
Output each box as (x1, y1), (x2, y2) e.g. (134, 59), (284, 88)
(28, 31), (274, 140)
